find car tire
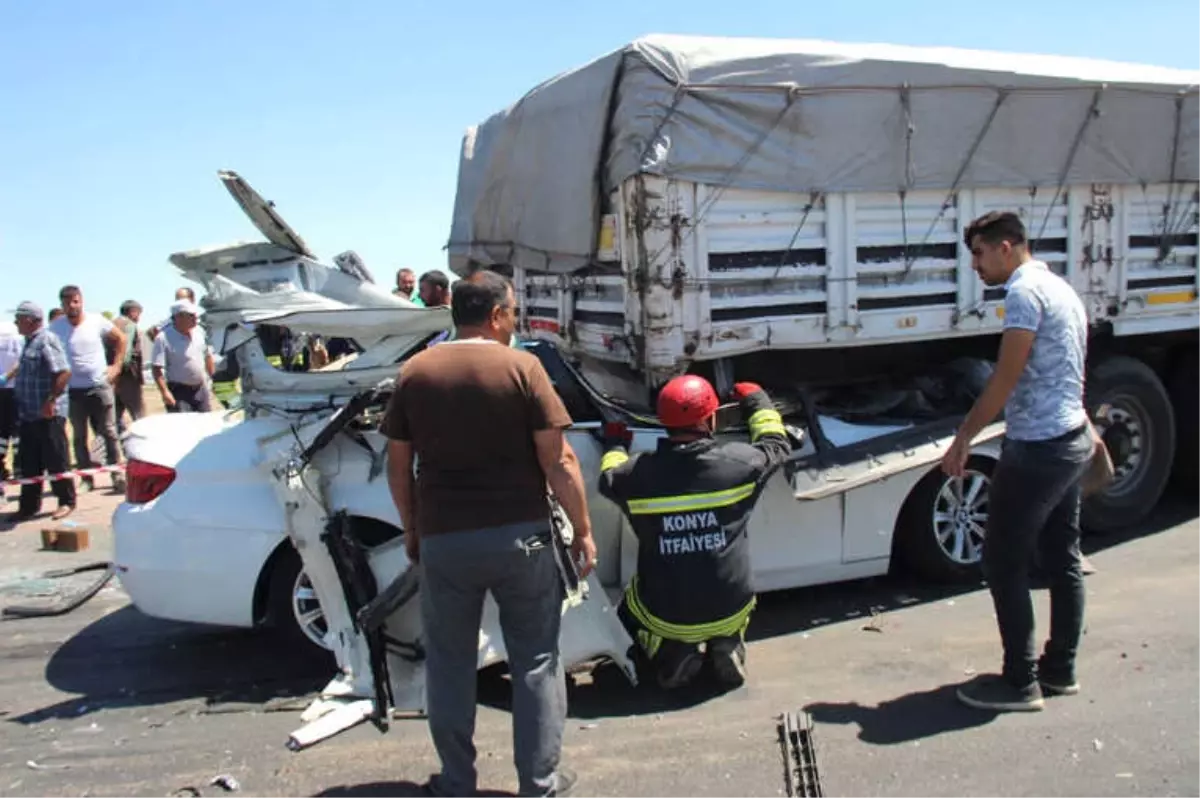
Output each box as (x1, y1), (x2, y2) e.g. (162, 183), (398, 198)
(894, 456), (995, 584)
(1082, 355), (1176, 534)
(268, 546), (333, 654)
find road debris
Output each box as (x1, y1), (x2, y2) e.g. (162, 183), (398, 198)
(1093, 739), (1104, 752)
(26, 760), (69, 771)
(210, 774), (241, 792)
(2, 563), (116, 620)
(861, 608), (885, 633)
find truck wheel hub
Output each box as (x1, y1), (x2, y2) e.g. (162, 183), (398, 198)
(1098, 406), (1143, 486)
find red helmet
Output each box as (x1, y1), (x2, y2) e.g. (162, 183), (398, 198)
(657, 375), (720, 429)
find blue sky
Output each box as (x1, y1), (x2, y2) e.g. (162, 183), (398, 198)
(2, 0), (1198, 324)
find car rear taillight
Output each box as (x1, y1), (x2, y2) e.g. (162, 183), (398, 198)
(125, 460), (177, 504)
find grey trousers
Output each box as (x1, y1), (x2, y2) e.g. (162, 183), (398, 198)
(420, 523), (567, 797)
(68, 386), (120, 471)
(114, 374), (145, 436)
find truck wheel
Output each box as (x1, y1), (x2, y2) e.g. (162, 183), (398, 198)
(1083, 355), (1176, 533)
(894, 456), (994, 584)
(268, 547), (333, 654)
(1168, 349), (1198, 491)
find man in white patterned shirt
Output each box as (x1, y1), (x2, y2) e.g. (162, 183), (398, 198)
(942, 211), (1095, 713)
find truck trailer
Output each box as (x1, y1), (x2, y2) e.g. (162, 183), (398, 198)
(448, 34), (1200, 533)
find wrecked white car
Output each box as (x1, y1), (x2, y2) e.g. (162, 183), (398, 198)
(113, 171), (1003, 749)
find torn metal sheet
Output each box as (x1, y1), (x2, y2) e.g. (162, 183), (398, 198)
(259, 397), (636, 751)
(790, 422), (1005, 500)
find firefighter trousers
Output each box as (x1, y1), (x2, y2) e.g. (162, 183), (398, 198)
(617, 600), (749, 689)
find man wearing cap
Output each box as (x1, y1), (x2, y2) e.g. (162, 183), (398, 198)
(112, 300), (148, 436)
(6, 302), (75, 521)
(50, 285), (126, 493)
(147, 287), (198, 342)
(151, 300), (215, 413)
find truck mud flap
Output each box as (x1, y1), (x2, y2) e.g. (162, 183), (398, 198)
(787, 420), (1005, 501)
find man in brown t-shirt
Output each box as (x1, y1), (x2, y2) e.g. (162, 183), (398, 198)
(381, 270), (595, 797)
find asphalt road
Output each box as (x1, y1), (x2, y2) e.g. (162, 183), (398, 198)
(0, 494), (1196, 797)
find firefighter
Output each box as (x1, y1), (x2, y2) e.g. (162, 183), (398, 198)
(598, 375), (793, 690)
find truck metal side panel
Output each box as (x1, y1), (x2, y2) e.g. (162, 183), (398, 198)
(515, 177), (1197, 386)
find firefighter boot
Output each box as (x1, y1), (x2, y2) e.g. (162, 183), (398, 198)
(708, 634), (747, 688)
(653, 639), (704, 690)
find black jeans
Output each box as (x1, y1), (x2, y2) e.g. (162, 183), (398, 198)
(17, 418), (76, 516)
(984, 425), (1094, 687)
(166, 382), (212, 413)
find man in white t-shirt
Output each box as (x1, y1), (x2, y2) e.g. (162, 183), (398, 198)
(49, 285), (127, 492)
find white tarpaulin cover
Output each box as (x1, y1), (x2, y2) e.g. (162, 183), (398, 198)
(448, 34), (1200, 276)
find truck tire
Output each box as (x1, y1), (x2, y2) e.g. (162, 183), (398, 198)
(1082, 355), (1176, 534)
(1168, 349), (1199, 491)
(894, 456), (995, 584)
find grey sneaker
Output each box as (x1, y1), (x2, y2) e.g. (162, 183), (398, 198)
(552, 766), (577, 797)
(956, 675), (1045, 712)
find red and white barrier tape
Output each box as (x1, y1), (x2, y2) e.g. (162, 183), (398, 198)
(3, 464), (125, 487)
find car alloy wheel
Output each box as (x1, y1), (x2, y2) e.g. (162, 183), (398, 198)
(932, 468), (991, 565)
(291, 569), (331, 650)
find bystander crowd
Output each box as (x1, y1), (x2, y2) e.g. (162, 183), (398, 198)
(151, 300), (215, 413)
(7, 302), (74, 522)
(49, 285), (126, 493)
(418, 270), (451, 309)
(395, 267), (423, 305)
(112, 299), (148, 436)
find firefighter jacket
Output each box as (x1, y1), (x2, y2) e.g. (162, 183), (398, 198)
(598, 390), (792, 643)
